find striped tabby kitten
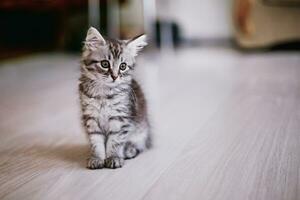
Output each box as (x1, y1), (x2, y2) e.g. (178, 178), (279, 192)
(79, 27), (151, 169)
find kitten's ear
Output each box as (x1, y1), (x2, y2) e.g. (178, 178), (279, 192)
(85, 27), (106, 47)
(126, 34), (147, 57)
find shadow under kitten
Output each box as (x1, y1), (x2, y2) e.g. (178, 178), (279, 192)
(28, 144), (89, 169)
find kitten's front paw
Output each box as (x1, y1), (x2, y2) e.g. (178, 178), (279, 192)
(105, 157), (124, 169)
(87, 157), (105, 169)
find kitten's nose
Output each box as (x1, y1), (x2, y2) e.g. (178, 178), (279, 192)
(111, 74), (118, 81)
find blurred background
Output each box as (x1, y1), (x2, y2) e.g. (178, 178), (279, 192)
(0, 0), (300, 58)
(1, 1), (300, 200)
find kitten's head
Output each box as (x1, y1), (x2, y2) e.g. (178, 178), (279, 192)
(81, 27), (147, 84)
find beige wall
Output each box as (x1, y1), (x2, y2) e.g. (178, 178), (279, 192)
(157, 0), (234, 39)
(119, 0), (234, 39)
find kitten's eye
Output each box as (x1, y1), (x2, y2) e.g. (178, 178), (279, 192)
(119, 63), (127, 71)
(100, 60), (110, 69)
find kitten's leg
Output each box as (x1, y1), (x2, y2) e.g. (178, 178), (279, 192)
(87, 134), (106, 169)
(123, 141), (139, 159)
(84, 116), (105, 169)
(124, 125), (151, 159)
(105, 134), (126, 169)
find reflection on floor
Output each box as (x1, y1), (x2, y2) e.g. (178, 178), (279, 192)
(0, 47), (299, 200)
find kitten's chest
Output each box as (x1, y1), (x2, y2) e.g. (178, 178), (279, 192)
(98, 98), (123, 118)
(90, 94), (129, 125)
(80, 82), (131, 132)
(98, 96), (129, 132)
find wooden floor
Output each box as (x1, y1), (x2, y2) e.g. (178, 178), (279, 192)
(0, 47), (299, 200)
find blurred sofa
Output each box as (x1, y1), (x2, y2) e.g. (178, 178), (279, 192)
(234, 0), (300, 48)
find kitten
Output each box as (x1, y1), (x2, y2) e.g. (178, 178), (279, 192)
(79, 27), (151, 169)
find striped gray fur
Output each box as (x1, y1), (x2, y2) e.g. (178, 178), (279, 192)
(79, 27), (151, 169)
